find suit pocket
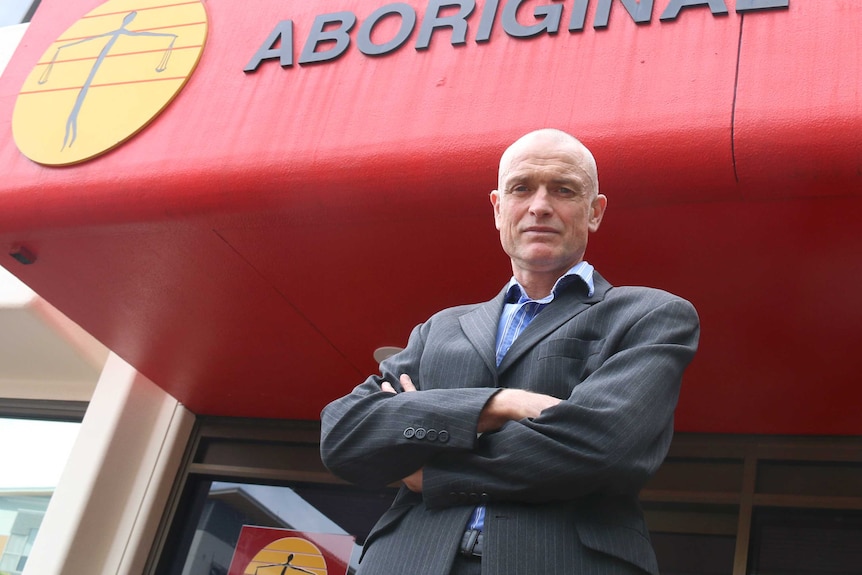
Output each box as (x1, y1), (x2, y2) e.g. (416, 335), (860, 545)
(538, 337), (605, 360)
(536, 338), (605, 393)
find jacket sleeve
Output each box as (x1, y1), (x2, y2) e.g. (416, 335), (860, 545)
(421, 294), (699, 508)
(320, 314), (500, 487)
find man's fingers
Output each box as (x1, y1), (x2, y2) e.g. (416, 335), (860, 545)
(381, 376), (416, 394)
(402, 468), (423, 492)
(399, 374), (417, 392)
(478, 389), (562, 432)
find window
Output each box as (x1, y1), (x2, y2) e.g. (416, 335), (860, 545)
(641, 434), (862, 575)
(148, 419), (396, 575)
(171, 481), (396, 575)
(148, 423), (862, 575)
(647, 502), (738, 575)
(0, 401), (85, 575)
(748, 508), (862, 574)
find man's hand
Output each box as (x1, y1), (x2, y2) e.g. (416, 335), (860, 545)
(381, 373), (417, 394)
(402, 468), (423, 492)
(381, 374), (424, 492)
(478, 389), (561, 433)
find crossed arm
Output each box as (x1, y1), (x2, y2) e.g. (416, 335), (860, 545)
(320, 294), (699, 506)
(381, 374), (561, 492)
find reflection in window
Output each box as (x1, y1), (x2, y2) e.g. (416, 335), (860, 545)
(177, 481), (395, 575)
(0, 417), (80, 575)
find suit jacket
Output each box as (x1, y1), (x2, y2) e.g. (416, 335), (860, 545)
(320, 272), (700, 575)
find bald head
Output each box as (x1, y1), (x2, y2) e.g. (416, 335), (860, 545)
(498, 129), (599, 198)
(490, 128), (607, 297)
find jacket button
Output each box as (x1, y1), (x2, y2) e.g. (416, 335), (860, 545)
(403, 427), (416, 439)
(415, 427), (427, 440)
(438, 430), (449, 443)
(426, 429), (438, 441)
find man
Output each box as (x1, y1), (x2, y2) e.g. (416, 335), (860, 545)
(320, 129), (699, 575)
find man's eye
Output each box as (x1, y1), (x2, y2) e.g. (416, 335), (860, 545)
(511, 185), (530, 193)
(557, 187), (577, 197)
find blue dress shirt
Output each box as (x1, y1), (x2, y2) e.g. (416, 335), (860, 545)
(467, 261), (596, 532)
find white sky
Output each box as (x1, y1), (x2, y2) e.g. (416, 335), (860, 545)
(0, 418), (80, 488)
(0, 22), (28, 76)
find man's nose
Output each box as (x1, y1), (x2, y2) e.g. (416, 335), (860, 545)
(528, 187), (553, 216)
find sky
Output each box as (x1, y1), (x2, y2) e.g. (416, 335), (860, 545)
(0, 418), (80, 489)
(0, 0), (32, 28)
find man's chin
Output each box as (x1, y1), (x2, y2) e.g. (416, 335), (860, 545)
(514, 255), (580, 276)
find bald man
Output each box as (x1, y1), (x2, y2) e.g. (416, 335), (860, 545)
(321, 129), (699, 575)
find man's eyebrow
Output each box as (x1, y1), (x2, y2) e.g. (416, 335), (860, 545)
(502, 168), (592, 191)
(505, 175), (588, 187)
(552, 176), (587, 187)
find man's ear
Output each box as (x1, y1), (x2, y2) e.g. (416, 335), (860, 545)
(589, 194), (608, 232)
(490, 190), (502, 230)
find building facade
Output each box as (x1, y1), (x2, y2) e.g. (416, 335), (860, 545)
(1, 0), (861, 574)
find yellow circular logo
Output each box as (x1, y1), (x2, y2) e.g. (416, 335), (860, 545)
(245, 537), (329, 575)
(12, 0), (207, 166)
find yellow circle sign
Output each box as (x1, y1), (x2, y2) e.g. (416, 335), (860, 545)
(12, 0), (207, 166)
(245, 537), (329, 575)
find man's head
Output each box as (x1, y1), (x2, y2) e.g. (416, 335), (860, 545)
(491, 129), (607, 293)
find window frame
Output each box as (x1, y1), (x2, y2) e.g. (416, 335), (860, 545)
(145, 420), (862, 575)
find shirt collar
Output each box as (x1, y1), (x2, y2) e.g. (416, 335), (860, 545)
(504, 261), (595, 304)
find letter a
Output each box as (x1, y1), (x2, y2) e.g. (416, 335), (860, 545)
(244, 20), (294, 72)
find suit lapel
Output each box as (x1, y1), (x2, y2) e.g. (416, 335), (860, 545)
(497, 272), (612, 374)
(459, 287), (507, 380)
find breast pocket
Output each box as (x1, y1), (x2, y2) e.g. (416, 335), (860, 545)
(538, 337), (605, 361)
(536, 337), (606, 394)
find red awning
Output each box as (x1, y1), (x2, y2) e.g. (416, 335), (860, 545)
(0, 0), (860, 433)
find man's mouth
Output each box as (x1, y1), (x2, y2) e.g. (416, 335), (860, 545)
(523, 227), (558, 234)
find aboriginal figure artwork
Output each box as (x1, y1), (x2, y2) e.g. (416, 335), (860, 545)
(13, 0), (208, 166)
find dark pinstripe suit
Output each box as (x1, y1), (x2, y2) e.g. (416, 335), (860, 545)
(321, 272), (699, 574)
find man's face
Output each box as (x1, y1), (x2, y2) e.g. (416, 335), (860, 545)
(490, 134), (607, 282)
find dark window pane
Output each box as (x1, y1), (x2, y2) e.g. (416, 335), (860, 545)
(749, 508), (862, 574)
(195, 439), (328, 473)
(647, 458), (745, 493)
(652, 532), (736, 575)
(756, 461), (862, 498)
(644, 502), (738, 536)
(645, 503), (737, 575)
